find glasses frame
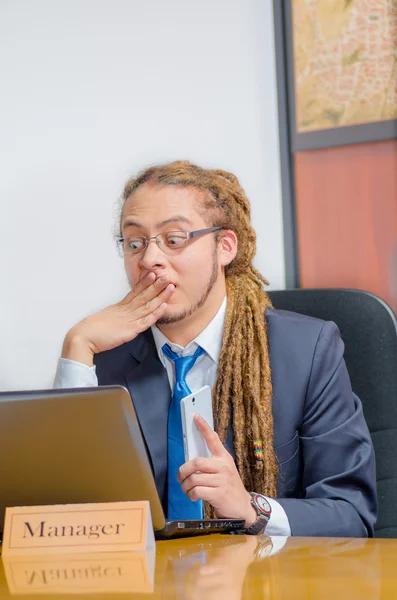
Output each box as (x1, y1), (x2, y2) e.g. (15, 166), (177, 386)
(117, 225), (224, 255)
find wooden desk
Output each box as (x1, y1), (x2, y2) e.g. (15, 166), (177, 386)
(1, 535), (397, 598)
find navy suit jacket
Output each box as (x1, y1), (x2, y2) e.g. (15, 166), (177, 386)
(94, 308), (377, 537)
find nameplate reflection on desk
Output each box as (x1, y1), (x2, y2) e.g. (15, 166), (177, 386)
(1, 549), (155, 595)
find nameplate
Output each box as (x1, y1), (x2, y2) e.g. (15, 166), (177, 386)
(2, 501), (155, 556)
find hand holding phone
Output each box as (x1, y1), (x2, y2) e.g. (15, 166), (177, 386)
(180, 385), (214, 462)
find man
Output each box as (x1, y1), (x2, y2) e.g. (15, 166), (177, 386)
(55, 160), (377, 536)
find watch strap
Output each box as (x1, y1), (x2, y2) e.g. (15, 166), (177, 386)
(241, 492), (272, 535)
(243, 514), (269, 535)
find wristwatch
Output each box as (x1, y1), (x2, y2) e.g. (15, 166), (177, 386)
(243, 492), (272, 535)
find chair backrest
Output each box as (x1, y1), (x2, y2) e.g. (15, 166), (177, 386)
(268, 288), (397, 538)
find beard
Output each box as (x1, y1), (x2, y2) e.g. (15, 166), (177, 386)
(156, 252), (219, 325)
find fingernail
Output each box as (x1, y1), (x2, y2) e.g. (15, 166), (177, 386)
(167, 284), (175, 291)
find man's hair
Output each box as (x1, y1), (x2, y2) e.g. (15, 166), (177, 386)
(121, 161), (278, 510)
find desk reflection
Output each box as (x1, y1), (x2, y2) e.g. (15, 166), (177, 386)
(157, 535), (383, 600)
(0, 535), (392, 599)
(242, 537), (381, 600)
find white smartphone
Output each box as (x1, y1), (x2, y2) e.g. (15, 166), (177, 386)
(180, 385), (214, 462)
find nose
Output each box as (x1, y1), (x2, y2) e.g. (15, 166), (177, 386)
(139, 238), (166, 271)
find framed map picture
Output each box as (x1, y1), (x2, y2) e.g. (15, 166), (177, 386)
(283, 0), (397, 150)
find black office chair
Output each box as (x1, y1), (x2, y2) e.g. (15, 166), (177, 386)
(268, 288), (397, 538)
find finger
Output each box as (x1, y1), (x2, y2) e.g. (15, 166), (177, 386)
(120, 272), (156, 304)
(194, 414), (228, 458)
(178, 457), (222, 483)
(180, 472), (220, 495)
(133, 301), (169, 332)
(136, 283), (175, 318)
(132, 275), (173, 307)
(186, 485), (218, 504)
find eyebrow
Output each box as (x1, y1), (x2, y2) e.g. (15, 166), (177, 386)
(122, 215), (193, 231)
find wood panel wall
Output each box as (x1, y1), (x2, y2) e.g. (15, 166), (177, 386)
(294, 139), (397, 311)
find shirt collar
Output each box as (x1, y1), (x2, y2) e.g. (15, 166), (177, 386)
(151, 296), (227, 366)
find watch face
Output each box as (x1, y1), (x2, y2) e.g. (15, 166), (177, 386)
(254, 494), (272, 515)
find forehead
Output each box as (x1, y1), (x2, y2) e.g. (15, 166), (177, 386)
(121, 183), (207, 229)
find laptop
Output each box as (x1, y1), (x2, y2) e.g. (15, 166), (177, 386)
(0, 386), (244, 539)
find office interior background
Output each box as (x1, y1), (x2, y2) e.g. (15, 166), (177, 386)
(0, 0), (396, 391)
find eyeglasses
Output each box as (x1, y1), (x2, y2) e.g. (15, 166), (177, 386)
(117, 226), (223, 255)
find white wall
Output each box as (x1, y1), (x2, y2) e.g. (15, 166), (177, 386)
(0, 0), (285, 391)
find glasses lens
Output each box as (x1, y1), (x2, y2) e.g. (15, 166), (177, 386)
(124, 237), (146, 253)
(161, 231), (188, 249)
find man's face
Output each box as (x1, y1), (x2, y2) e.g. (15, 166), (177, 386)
(121, 184), (233, 326)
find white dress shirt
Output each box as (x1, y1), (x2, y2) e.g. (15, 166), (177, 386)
(53, 297), (290, 535)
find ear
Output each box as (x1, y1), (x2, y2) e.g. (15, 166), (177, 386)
(217, 229), (238, 268)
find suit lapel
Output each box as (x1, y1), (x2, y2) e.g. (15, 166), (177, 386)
(124, 329), (171, 508)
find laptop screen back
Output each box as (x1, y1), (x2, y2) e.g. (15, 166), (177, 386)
(0, 386), (166, 533)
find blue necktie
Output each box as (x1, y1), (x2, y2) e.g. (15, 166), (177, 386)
(162, 343), (206, 520)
